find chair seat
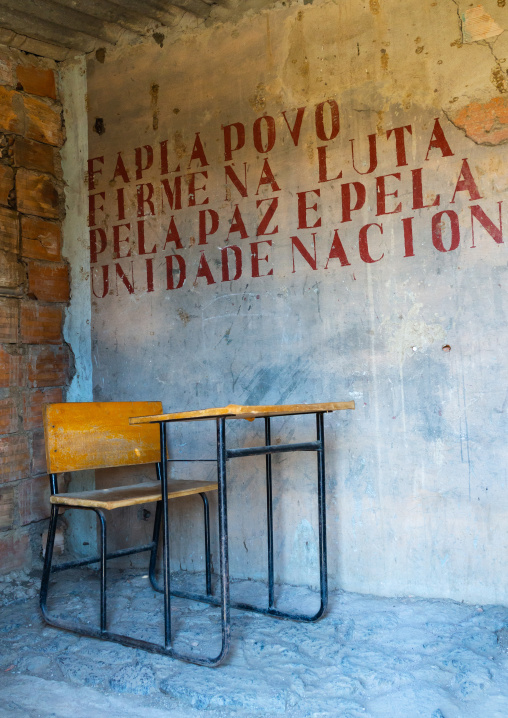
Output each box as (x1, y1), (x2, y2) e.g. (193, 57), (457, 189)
(50, 480), (218, 510)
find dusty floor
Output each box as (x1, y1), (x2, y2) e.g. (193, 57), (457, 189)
(0, 568), (507, 717)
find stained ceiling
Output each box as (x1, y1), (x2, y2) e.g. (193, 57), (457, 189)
(0, 0), (277, 60)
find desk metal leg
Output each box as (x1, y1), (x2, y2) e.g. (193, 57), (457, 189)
(143, 419), (230, 665)
(316, 411), (328, 619)
(230, 411), (328, 621)
(216, 417), (231, 661)
(169, 412), (329, 623)
(159, 422), (172, 648)
(265, 417), (275, 608)
(232, 411), (327, 621)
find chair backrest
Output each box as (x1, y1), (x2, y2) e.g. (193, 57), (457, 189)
(43, 401), (163, 474)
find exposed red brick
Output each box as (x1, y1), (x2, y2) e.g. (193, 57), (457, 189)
(24, 95), (63, 147)
(0, 485), (14, 530)
(0, 398), (18, 434)
(31, 429), (46, 475)
(16, 474), (51, 525)
(0, 434), (30, 483)
(452, 96), (508, 145)
(20, 303), (62, 344)
(0, 297), (18, 343)
(0, 51), (67, 578)
(16, 168), (60, 220)
(0, 206), (19, 254)
(0, 86), (23, 134)
(0, 250), (24, 289)
(21, 215), (60, 262)
(0, 531), (30, 573)
(0, 346), (23, 388)
(12, 136), (56, 175)
(28, 262), (69, 302)
(23, 387), (62, 430)
(27, 345), (70, 388)
(0, 164), (14, 208)
(16, 65), (57, 100)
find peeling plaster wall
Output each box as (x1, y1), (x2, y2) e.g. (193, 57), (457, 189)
(61, 56), (92, 406)
(86, 0), (508, 604)
(60, 56), (96, 559)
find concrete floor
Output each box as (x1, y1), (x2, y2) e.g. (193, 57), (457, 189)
(0, 568), (508, 717)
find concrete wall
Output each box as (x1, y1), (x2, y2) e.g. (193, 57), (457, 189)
(86, 0), (508, 604)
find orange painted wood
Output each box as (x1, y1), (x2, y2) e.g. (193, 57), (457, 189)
(50, 479), (218, 510)
(130, 401), (355, 425)
(43, 401), (163, 473)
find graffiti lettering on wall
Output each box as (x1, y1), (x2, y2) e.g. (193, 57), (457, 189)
(88, 101), (504, 298)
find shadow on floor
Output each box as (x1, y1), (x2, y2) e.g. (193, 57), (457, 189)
(0, 568), (508, 718)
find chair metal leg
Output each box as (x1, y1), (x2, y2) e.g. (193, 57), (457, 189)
(40, 497), (229, 665)
(40, 503), (59, 620)
(93, 508), (107, 632)
(41, 505), (109, 631)
(150, 490), (213, 599)
(41, 505), (108, 632)
(199, 492), (212, 596)
(40, 422), (232, 666)
(148, 500), (162, 592)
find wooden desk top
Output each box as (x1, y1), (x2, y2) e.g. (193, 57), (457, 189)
(129, 401), (355, 425)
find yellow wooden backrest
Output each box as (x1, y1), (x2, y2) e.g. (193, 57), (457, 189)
(43, 401), (163, 474)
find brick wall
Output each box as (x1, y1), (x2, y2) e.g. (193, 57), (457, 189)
(0, 46), (72, 574)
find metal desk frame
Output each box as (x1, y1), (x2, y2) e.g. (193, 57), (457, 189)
(130, 401), (354, 667)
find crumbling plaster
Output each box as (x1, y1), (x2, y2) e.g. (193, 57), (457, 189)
(59, 56), (96, 559)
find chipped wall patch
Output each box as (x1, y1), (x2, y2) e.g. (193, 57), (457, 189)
(462, 5), (504, 44)
(451, 96), (508, 145)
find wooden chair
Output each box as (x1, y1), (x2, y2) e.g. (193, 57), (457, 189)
(40, 401), (217, 642)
